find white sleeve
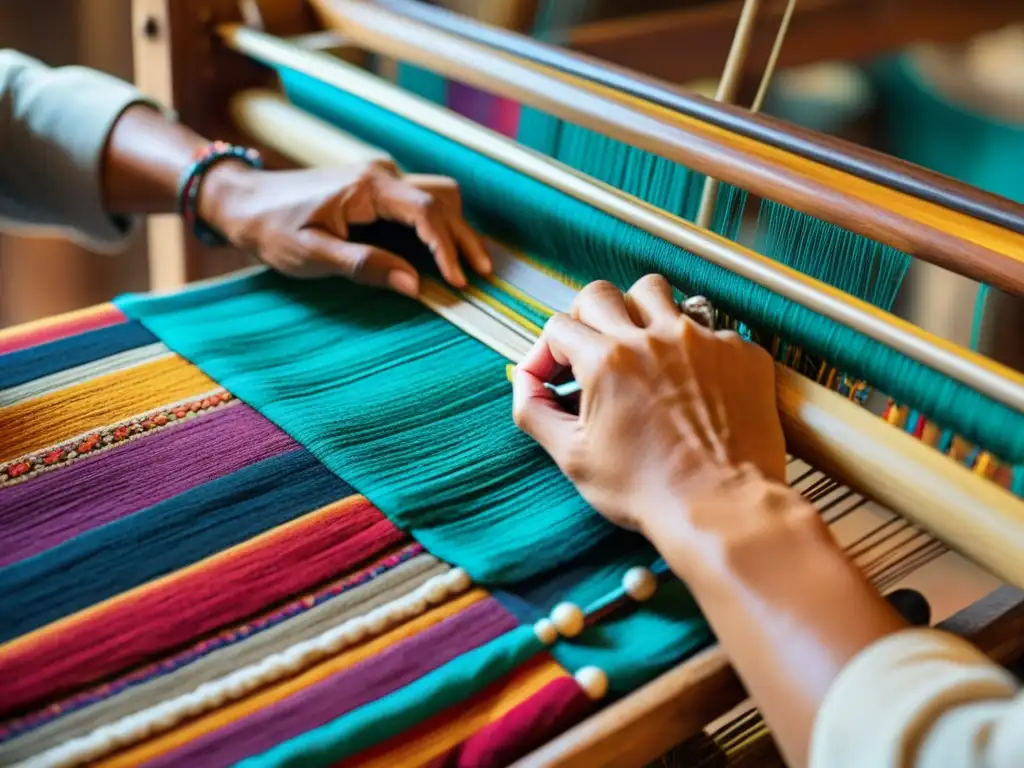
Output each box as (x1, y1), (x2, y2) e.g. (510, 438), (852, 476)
(811, 628), (1023, 768)
(0, 49), (162, 251)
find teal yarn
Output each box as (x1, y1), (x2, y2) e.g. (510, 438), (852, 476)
(275, 67), (1024, 465)
(236, 627), (543, 768)
(117, 272), (614, 584)
(395, 62), (447, 106)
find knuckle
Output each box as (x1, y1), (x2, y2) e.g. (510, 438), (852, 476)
(511, 399), (530, 431)
(560, 444), (589, 482)
(632, 273), (671, 293)
(346, 245), (374, 280)
(543, 312), (571, 336)
(581, 279), (619, 299)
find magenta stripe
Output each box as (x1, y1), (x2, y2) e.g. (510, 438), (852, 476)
(0, 405), (298, 567)
(142, 598), (518, 768)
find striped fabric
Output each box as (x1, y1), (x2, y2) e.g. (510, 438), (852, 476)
(0, 306), (591, 768)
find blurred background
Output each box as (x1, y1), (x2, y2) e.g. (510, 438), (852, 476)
(0, 0), (149, 328)
(1, 0), (1022, 357)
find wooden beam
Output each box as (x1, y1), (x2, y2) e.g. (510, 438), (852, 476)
(567, 0), (1024, 85)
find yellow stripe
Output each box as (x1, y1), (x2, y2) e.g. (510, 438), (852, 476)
(0, 356), (217, 463)
(484, 273), (556, 320)
(465, 287), (544, 336)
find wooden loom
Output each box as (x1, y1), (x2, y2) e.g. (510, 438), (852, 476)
(127, 1), (1024, 765)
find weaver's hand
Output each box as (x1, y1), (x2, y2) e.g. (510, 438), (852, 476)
(512, 275), (786, 537)
(199, 161), (491, 297)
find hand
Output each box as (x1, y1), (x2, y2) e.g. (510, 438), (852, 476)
(199, 161), (491, 297)
(512, 275), (787, 537)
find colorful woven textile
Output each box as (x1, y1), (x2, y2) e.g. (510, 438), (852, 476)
(0, 288), (710, 768)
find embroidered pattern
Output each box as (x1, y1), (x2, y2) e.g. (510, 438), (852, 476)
(0, 391), (234, 487)
(0, 542), (425, 742)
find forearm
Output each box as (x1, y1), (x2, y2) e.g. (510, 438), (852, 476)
(646, 469), (906, 767)
(101, 104), (251, 228)
(101, 105), (206, 215)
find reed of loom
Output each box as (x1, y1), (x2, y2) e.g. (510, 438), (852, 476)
(130, 2), (1024, 765)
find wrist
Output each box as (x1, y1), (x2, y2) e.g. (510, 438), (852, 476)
(643, 465), (835, 589)
(196, 160), (259, 247)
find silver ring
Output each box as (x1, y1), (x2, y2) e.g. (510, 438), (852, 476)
(680, 295), (715, 330)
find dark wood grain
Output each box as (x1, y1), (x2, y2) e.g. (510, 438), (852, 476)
(566, 0), (1024, 87)
(377, 0), (1024, 234)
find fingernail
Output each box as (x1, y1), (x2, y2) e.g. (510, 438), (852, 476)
(388, 270), (420, 298)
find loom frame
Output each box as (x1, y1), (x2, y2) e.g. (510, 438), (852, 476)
(129, 3), (1024, 764)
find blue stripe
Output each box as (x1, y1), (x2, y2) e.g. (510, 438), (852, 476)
(0, 450), (353, 643)
(0, 322), (157, 390)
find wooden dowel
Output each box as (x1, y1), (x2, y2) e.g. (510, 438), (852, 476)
(750, 0), (797, 113)
(374, 0), (1024, 235)
(220, 24), (1024, 416)
(229, 89), (392, 166)
(313, 0), (1024, 296)
(695, 0), (762, 229)
(228, 90), (1024, 592)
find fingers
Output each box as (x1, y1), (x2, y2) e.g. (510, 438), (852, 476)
(625, 274), (679, 327)
(512, 336), (579, 468)
(302, 229), (420, 298)
(373, 172), (493, 290)
(417, 204), (466, 289)
(451, 218), (492, 276)
(571, 280), (636, 333)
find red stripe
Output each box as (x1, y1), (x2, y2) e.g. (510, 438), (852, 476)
(0, 306), (126, 355)
(432, 676), (592, 768)
(0, 497), (403, 716)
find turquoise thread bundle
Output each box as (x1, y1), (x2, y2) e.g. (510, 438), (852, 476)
(274, 67), (1024, 466)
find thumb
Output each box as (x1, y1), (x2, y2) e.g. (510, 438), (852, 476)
(512, 364), (579, 469)
(305, 229), (420, 298)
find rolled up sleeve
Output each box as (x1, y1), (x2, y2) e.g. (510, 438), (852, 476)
(0, 49), (161, 251)
(811, 628), (1023, 768)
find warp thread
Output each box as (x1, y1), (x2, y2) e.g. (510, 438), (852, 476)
(0, 344), (170, 407)
(139, 598), (518, 768)
(0, 305), (126, 356)
(0, 356), (218, 463)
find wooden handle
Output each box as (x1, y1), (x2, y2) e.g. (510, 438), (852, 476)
(312, 0), (1024, 296)
(219, 24), (1024, 416)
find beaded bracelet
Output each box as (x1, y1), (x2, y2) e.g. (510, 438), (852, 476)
(177, 141), (263, 247)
